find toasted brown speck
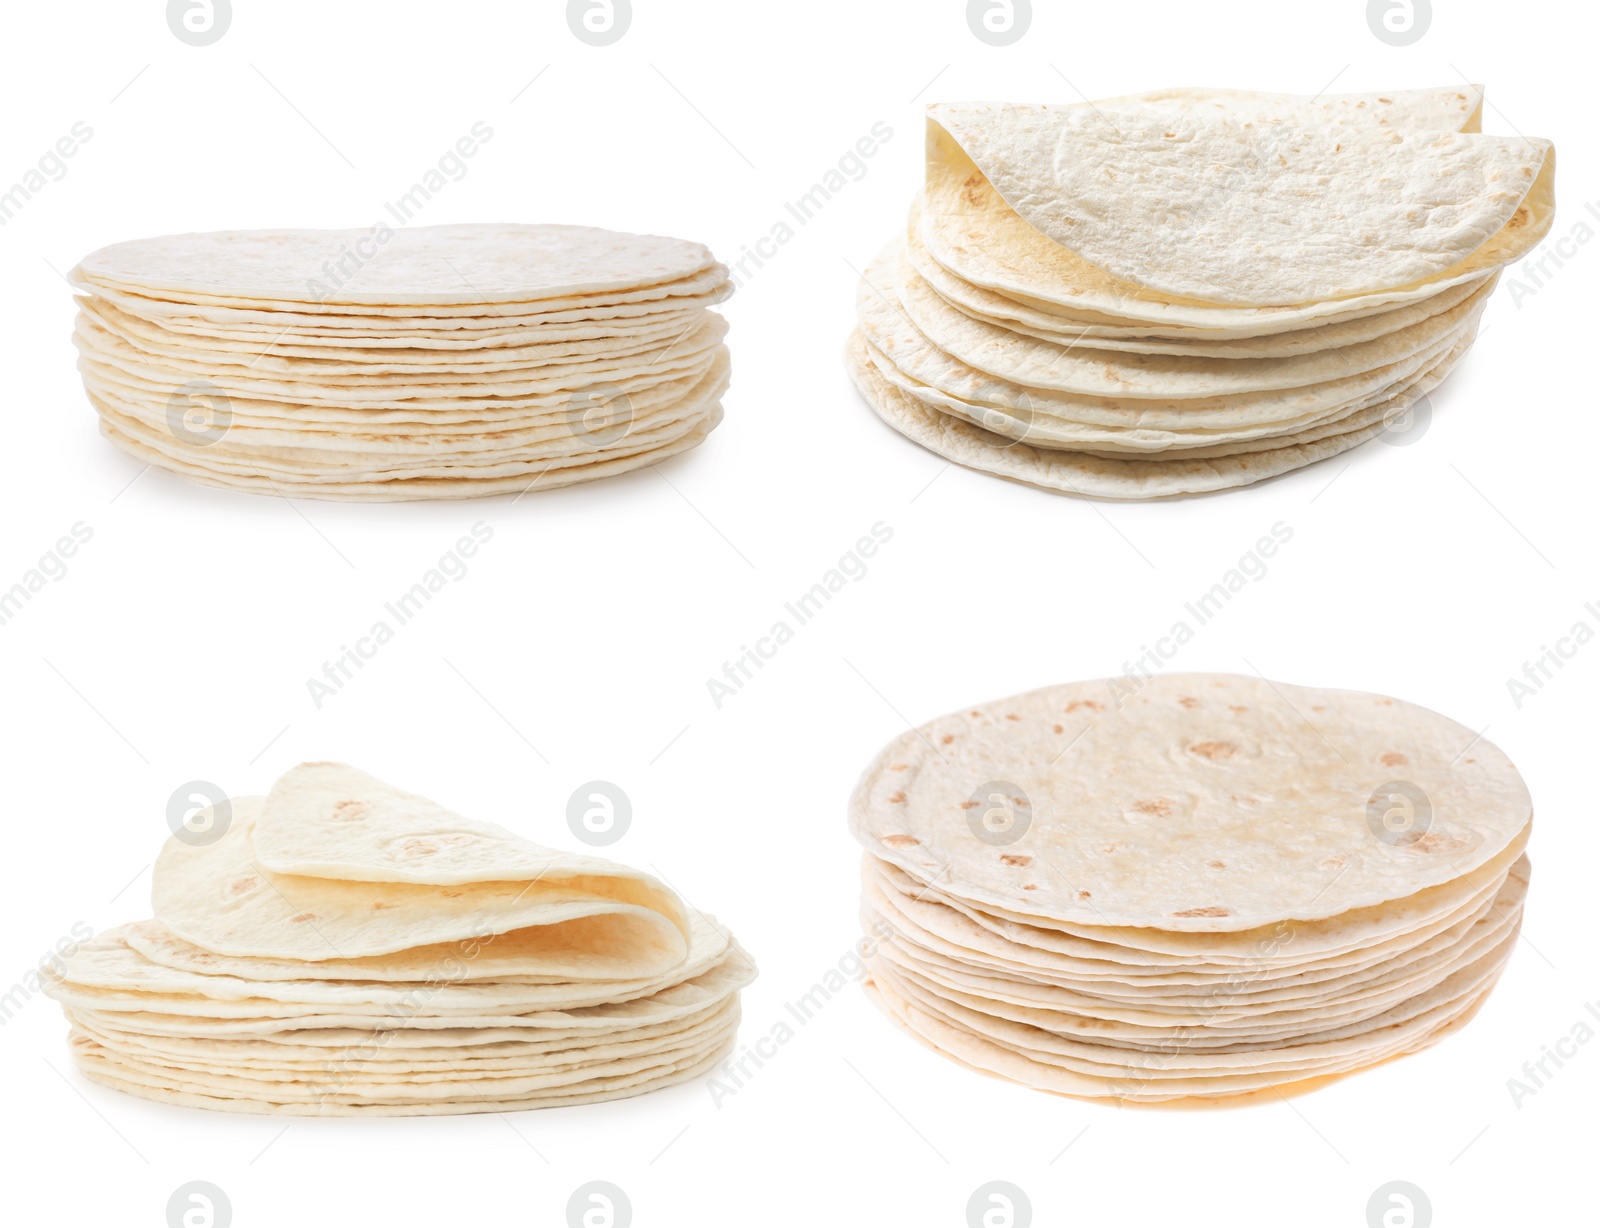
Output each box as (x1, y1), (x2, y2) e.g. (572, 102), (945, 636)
(881, 834), (920, 849)
(332, 799), (367, 820)
(1172, 906), (1230, 918)
(941, 734), (954, 745)
(1000, 854), (1032, 867)
(1131, 798), (1174, 817)
(1380, 752), (1408, 767)
(1178, 696), (1200, 709)
(886, 791), (906, 805)
(1191, 741), (1238, 760)
(1207, 860), (1226, 870)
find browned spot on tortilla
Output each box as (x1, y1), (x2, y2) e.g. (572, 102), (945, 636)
(1077, 890), (1092, 900)
(440, 890), (464, 898)
(1131, 798), (1174, 816)
(332, 799), (367, 820)
(1064, 700), (1105, 713)
(1178, 696), (1200, 709)
(1378, 97), (1393, 104)
(1053, 724), (1064, 734)
(886, 791), (906, 805)
(1311, 705), (1327, 712)
(371, 901), (395, 910)
(1191, 741), (1238, 760)
(1207, 860), (1226, 870)
(1463, 757), (1477, 765)
(1408, 830), (1472, 854)
(888, 763), (908, 771)
(1005, 714), (1021, 721)
(941, 734), (955, 745)
(1172, 906), (1230, 918)
(881, 834), (919, 849)
(959, 800), (979, 810)
(960, 173), (986, 208)
(1100, 842), (1126, 855)
(1000, 854), (1032, 867)
(1380, 752), (1408, 767)
(1229, 705), (1248, 714)
(1320, 854), (1349, 872)
(227, 876), (258, 897)
(401, 838), (440, 858)
(290, 913), (317, 923)
(1507, 205), (1529, 230)
(1022, 883), (1039, 891)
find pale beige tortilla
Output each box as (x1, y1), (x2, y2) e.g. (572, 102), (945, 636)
(918, 120), (1553, 327)
(930, 102), (1549, 306)
(152, 800), (689, 964)
(73, 223), (718, 307)
(845, 327), (1466, 499)
(849, 675), (1532, 932)
(70, 1035), (735, 1115)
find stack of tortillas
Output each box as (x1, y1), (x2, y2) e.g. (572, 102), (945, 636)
(848, 86), (1555, 498)
(71, 223), (731, 500)
(849, 674), (1532, 1103)
(45, 763), (754, 1115)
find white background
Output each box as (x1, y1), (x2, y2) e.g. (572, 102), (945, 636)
(0, 1), (1593, 1225)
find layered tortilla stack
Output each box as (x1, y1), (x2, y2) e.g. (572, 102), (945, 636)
(848, 674), (1532, 1103)
(848, 87), (1555, 498)
(46, 763), (755, 1115)
(71, 223), (731, 500)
